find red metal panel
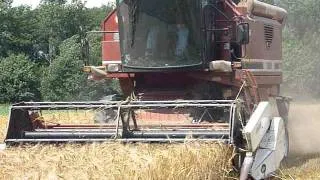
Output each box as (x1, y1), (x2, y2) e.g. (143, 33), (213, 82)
(101, 9), (121, 63)
(102, 9), (119, 38)
(102, 41), (120, 61)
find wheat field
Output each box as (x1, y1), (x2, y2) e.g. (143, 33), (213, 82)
(0, 143), (234, 180)
(1, 103), (320, 180)
(0, 107), (236, 180)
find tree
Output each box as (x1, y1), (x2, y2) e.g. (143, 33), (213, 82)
(0, 2), (116, 103)
(33, 1), (95, 64)
(0, 6), (36, 58)
(41, 35), (119, 101)
(40, 35), (84, 101)
(0, 0), (12, 9)
(276, 0), (320, 97)
(0, 54), (41, 103)
(40, 0), (67, 4)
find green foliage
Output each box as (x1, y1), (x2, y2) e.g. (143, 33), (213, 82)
(0, 0), (13, 10)
(0, 54), (41, 103)
(283, 30), (320, 96)
(0, 104), (9, 116)
(40, 35), (83, 101)
(280, 0), (320, 38)
(33, 1), (90, 62)
(41, 0), (67, 4)
(0, 6), (36, 58)
(0, 1), (116, 103)
(280, 0), (320, 96)
(40, 35), (119, 101)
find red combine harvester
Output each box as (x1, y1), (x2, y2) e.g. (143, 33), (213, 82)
(4, 0), (290, 179)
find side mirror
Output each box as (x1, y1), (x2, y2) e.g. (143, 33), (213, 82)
(237, 23), (250, 44)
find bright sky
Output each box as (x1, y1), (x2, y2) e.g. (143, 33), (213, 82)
(12, 0), (115, 8)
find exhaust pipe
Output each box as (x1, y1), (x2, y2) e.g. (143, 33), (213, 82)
(239, 0), (287, 24)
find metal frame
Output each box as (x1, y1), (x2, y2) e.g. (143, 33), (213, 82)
(5, 100), (238, 144)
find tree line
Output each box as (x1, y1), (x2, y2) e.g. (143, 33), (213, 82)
(280, 0), (320, 97)
(0, 0), (318, 103)
(0, 0), (119, 103)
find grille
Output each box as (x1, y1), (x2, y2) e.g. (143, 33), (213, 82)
(264, 24), (274, 48)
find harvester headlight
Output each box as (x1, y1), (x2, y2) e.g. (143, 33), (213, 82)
(107, 64), (120, 72)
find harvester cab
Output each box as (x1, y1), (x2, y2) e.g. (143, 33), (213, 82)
(4, 0), (290, 179)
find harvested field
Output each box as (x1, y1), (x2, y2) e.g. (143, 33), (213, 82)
(1, 103), (320, 179)
(280, 155), (320, 179)
(279, 102), (320, 179)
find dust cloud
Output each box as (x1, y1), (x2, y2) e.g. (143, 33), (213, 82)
(288, 102), (320, 155)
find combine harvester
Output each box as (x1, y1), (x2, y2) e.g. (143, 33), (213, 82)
(4, 0), (290, 179)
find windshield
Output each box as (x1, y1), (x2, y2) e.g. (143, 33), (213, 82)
(117, 0), (202, 69)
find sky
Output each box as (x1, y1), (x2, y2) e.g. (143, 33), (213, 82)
(12, 0), (114, 8)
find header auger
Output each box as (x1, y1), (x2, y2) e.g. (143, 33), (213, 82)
(4, 0), (290, 179)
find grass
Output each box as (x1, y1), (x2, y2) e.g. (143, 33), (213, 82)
(0, 104), (9, 116)
(0, 104), (9, 141)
